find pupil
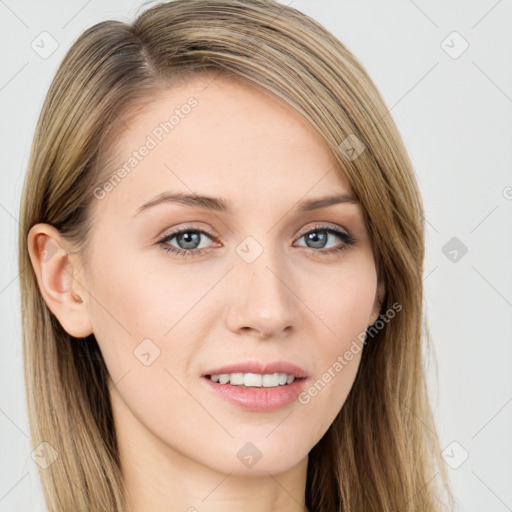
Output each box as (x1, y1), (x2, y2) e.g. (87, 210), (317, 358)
(307, 230), (327, 249)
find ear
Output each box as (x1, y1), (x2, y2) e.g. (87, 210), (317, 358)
(27, 223), (93, 338)
(369, 280), (386, 326)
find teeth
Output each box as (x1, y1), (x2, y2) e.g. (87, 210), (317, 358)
(262, 373), (279, 387)
(209, 372), (297, 387)
(218, 374), (230, 384)
(230, 372), (244, 385)
(244, 373), (262, 387)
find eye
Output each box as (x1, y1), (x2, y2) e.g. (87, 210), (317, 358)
(294, 225), (356, 255)
(156, 227), (217, 259)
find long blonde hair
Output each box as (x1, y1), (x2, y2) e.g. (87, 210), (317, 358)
(18, 1), (454, 510)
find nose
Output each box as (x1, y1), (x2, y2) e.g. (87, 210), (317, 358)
(224, 247), (301, 339)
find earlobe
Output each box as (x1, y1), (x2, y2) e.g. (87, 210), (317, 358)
(27, 224), (93, 338)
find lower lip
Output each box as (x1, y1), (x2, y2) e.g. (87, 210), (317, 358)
(201, 376), (308, 412)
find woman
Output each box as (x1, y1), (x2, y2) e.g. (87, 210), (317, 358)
(18, 0), (454, 510)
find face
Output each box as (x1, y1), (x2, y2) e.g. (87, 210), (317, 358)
(33, 74), (384, 477)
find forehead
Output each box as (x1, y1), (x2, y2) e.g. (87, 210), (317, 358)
(95, 73), (355, 217)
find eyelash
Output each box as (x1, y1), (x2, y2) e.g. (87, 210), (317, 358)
(156, 224), (356, 259)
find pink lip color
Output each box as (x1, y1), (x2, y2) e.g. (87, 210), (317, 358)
(201, 375), (308, 412)
(201, 360), (310, 412)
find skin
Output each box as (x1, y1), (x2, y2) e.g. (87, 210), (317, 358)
(28, 74), (385, 512)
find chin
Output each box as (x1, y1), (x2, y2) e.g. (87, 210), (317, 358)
(195, 437), (311, 476)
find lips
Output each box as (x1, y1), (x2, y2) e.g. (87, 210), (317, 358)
(201, 363), (309, 412)
(202, 360), (309, 379)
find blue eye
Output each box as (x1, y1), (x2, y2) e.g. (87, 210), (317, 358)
(157, 228), (215, 258)
(156, 224), (355, 259)
(295, 226), (355, 254)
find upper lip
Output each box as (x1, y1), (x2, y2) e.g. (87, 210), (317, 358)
(203, 360), (309, 379)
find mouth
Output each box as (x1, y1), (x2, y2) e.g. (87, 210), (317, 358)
(202, 360), (308, 385)
(200, 361), (309, 411)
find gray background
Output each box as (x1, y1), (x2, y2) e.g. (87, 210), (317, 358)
(1, 1), (511, 510)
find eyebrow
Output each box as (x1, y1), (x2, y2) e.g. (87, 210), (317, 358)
(134, 191), (359, 217)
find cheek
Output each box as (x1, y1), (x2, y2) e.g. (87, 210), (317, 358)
(86, 253), (211, 440)
(86, 249), (228, 443)
(311, 255), (378, 348)
(296, 262), (376, 435)
(87, 248), (213, 357)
